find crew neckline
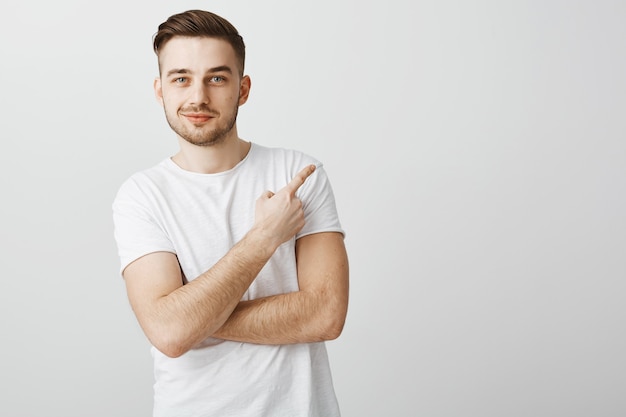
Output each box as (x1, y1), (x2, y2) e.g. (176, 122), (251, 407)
(164, 142), (256, 177)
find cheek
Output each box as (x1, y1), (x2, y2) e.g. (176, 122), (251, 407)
(161, 90), (184, 109)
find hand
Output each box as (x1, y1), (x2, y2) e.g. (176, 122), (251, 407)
(252, 164), (316, 249)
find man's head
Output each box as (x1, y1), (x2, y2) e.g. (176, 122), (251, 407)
(153, 9), (246, 76)
(153, 10), (251, 148)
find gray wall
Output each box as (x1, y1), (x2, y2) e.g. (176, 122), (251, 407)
(1, 1), (624, 416)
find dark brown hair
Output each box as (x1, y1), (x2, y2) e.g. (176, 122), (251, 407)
(153, 10), (246, 75)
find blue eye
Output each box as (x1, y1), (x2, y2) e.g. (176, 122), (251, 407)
(210, 76), (224, 83)
(171, 76), (190, 85)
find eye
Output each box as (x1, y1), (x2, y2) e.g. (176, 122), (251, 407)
(209, 76), (225, 83)
(173, 77), (188, 84)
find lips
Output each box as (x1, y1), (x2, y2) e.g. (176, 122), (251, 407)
(182, 113), (215, 123)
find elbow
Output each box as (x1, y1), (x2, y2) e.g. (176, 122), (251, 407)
(152, 338), (188, 358)
(319, 307), (347, 341)
(158, 344), (189, 359)
(148, 331), (193, 358)
(141, 314), (225, 358)
(323, 322), (344, 341)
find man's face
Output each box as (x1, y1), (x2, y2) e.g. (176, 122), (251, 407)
(154, 36), (250, 147)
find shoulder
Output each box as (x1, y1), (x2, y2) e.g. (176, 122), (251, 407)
(113, 159), (171, 204)
(250, 143), (321, 171)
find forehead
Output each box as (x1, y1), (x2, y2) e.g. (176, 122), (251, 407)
(158, 36), (240, 74)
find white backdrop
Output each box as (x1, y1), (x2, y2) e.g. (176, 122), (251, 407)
(1, 1), (624, 416)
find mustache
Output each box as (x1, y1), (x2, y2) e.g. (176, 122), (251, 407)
(180, 105), (219, 115)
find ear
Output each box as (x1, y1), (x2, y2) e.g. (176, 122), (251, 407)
(238, 75), (251, 106)
(154, 77), (164, 105)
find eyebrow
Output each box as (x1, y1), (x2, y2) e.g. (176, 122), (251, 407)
(165, 66), (234, 78)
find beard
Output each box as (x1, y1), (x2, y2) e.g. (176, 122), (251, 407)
(164, 103), (239, 147)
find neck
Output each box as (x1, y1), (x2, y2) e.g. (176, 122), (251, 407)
(172, 130), (251, 174)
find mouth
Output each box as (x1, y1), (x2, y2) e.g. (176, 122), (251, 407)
(181, 113), (216, 124)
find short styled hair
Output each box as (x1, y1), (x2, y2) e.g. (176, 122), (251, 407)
(153, 9), (246, 75)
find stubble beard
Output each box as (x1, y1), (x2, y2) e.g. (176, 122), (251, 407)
(165, 104), (239, 147)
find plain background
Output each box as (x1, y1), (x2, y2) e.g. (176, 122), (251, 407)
(1, 1), (624, 416)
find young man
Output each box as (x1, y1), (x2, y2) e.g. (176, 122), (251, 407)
(112, 9), (349, 417)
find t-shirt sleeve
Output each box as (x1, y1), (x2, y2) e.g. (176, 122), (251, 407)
(296, 163), (345, 239)
(112, 177), (176, 275)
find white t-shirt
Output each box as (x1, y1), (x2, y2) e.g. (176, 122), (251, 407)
(112, 143), (344, 417)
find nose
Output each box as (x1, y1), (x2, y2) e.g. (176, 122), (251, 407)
(188, 81), (210, 106)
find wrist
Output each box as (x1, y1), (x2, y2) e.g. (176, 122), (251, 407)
(244, 226), (280, 258)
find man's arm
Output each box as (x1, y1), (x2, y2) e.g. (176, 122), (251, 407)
(212, 231), (349, 344)
(122, 165), (317, 358)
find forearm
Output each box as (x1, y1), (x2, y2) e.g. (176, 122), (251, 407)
(143, 231), (275, 356)
(213, 288), (346, 345)
(213, 232), (349, 345)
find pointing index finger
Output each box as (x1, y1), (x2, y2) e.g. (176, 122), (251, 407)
(284, 164), (316, 196)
